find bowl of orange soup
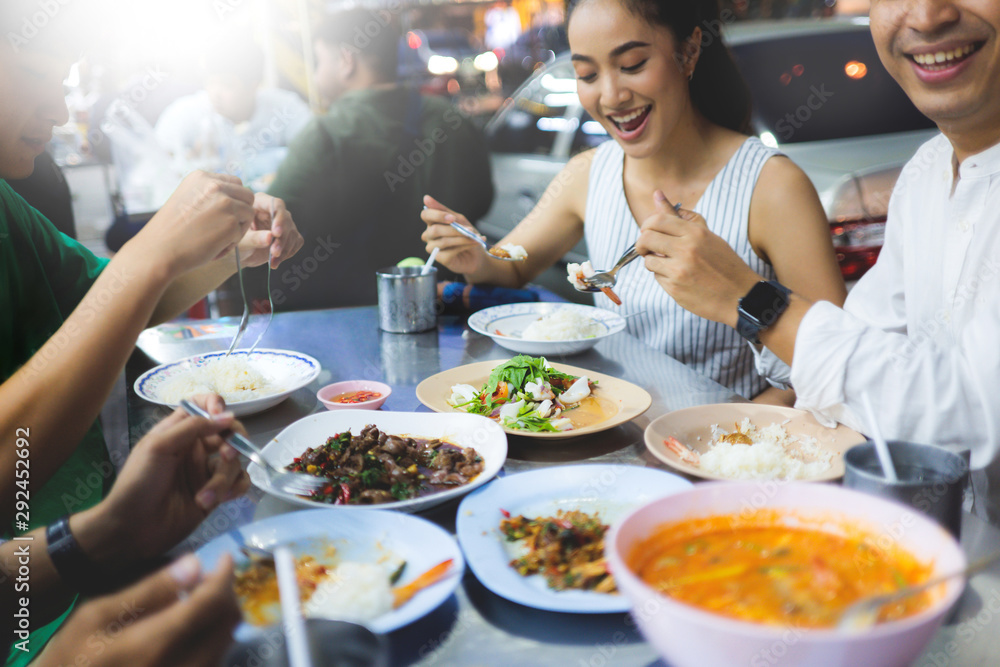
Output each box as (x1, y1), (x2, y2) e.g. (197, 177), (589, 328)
(606, 482), (965, 667)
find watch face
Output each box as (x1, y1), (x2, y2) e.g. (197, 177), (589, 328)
(742, 282), (789, 324)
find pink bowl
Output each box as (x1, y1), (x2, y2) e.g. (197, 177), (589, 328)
(316, 381), (391, 411)
(607, 482), (965, 667)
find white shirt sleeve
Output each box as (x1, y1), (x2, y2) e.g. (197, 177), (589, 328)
(789, 192), (999, 468)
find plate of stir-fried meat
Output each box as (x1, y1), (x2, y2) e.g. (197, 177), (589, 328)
(251, 410), (507, 513)
(456, 464), (691, 612)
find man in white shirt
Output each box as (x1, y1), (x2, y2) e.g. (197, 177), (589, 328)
(155, 33), (312, 186)
(632, 0), (1000, 522)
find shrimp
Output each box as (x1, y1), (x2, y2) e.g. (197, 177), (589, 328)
(664, 436), (701, 466)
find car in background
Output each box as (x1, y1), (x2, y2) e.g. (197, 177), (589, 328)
(496, 24), (568, 95)
(478, 17), (938, 298)
(399, 29), (499, 98)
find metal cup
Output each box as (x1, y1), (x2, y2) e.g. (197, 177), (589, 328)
(843, 441), (969, 539)
(376, 266), (437, 333)
(223, 619), (389, 666)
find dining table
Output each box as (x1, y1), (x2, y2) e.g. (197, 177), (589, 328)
(122, 305), (1000, 667)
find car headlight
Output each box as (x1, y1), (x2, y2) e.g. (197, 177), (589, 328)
(473, 51), (499, 72)
(427, 55), (459, 75)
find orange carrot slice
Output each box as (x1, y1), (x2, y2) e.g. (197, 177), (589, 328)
(392, 559), (454, 608)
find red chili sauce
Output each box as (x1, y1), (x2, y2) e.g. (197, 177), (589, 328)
(331, 390), (382, 404)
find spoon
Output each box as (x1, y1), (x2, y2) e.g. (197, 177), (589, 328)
(574, 202), (682, 294)
(179, 400), (328, 496)
(448, 221), (524, 261)
(838, 549), (1000, 631)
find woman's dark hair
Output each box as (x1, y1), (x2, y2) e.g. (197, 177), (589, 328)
(566, 0), (752, 134)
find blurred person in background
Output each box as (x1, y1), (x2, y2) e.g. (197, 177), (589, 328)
(245, 7), (493, 311)
(629, 0), (1000, 522)
(0, 1), (303, 661)
(155, 24), (312, 188)
(421, 0), (846, 401)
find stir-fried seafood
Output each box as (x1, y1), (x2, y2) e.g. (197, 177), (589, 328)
(500, 509), (617, 593)
(449, 355), (596, 432)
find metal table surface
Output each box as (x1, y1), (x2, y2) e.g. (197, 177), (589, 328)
(124, 307), (1000, 667)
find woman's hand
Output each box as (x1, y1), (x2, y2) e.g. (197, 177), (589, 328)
(636, 191), (760, 327)
(240, 193), (305, 269)
(71, 395), (250, 567)
(131, 172), (257, 278)
(420, 195), (486, 276)
(35, 555), (240, 667)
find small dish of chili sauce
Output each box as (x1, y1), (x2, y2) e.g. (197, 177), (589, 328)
(317, 380), (391, 411)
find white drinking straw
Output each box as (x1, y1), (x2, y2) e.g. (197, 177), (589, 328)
(274, 547), (312, 667)
(861, 393), (898, 482)
(423, 247), (440, 274)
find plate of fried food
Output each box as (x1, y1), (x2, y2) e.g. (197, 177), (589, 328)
(455, 464), (691, 613)
(644, 403), (867, 482)
(249, 410), (507, 513)
(196, 508), (463, 636)
(416, 355), (651, 440)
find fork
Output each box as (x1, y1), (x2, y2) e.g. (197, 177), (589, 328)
(246, 198), (277, 356)
(179, 400), (327, 496)
(574, 202), (682, 294)
(225, 250), (250, 357)
(448, 221), (524, 261)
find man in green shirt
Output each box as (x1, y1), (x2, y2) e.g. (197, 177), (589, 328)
(251, 8), (494, 310)
(0, 3), (304, 662)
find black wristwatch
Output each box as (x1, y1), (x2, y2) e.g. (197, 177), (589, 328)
(46, 515), (99, 592)
(736, 280), (791, 344)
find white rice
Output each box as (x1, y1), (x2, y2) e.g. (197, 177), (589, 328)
(156, 355), (278, 404)
(699, 418), (832, 480)
(519, 309), (602, 341)
(499, 243), (528, 260)
(303, 562), (393, 623)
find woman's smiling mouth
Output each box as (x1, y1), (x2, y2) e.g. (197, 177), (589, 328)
(607, 105), (652, 139)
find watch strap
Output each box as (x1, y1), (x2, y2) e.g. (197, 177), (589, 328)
(46, 515), (99, 593)
(737, 280), (791, 344)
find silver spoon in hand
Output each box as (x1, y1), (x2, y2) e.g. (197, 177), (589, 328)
(448, 221), (525, 261)
(573, 202), (682, 295)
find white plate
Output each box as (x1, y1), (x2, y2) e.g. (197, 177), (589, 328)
(455, 464), (692, 613)
(468, 303), (626, 355)
(133, 349), (321, 417)
(195, 508), (463, 636)
(644, 404), (867, 482)
(253, 410), (507, 513)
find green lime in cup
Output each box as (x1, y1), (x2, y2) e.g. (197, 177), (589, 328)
(397, 257), (425, 268)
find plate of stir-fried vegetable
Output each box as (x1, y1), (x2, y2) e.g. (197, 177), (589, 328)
(415, 355), (652, 439)
(456, 464), (691, 612)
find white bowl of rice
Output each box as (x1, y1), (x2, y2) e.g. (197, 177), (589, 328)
(467, 302), (626, 356)
(134, 348), (322, 416)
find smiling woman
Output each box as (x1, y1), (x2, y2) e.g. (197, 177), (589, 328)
(420, 0), (847, 400)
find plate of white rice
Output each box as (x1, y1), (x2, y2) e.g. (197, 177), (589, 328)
(467, 302), (626, 355)
(644, 404), (867, 482)
(134, 349), (321, 416)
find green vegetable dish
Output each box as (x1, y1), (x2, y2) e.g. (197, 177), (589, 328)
(447, 355), (597, 433)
